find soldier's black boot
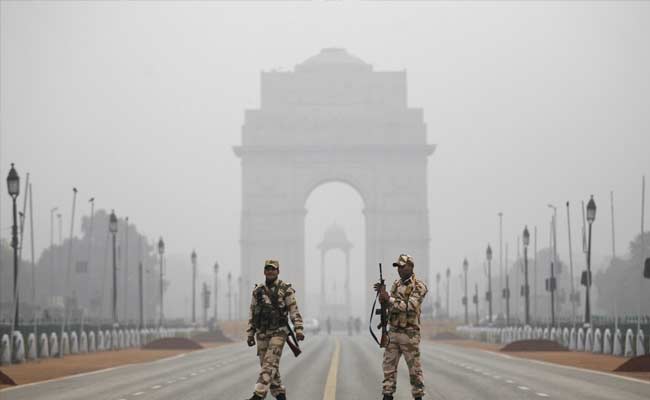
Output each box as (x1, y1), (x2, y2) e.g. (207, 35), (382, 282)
(382, 395), (393, 400)
(414, 397), (422, 400)
(275, 394), (286, 400)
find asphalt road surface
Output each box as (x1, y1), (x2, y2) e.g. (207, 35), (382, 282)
(2, 334), (649, 400)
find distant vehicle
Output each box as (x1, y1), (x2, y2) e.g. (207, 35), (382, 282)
(303, 318), (320, 335)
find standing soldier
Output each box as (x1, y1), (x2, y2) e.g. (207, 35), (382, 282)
(375, 254), (428, 400)
(245, 260), (304, 400)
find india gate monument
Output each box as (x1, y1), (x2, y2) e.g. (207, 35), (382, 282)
(234, 48), (435, 316)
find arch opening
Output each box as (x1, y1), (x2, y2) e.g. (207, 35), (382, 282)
(304, 181), (366, 324)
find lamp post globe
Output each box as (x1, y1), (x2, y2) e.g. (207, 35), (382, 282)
(7, 163), (19, 198)
(586, 195), (597, 224)
(523, 226), (530, 247)
(158, 237), (165, 256)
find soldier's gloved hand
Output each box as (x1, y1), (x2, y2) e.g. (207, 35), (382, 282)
(296, 331), (305, 341)
(373, 282), (385, 291)
(247, 336), (256, 347)
(378, 288), (390, 304)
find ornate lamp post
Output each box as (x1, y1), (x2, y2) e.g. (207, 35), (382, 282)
(7, 164), (20, 336)
(583, 195), (596, 326)
(109, 210), (118, 326)
(473, 283), (479, 325)
(191, 249), (197, 325)
(486, 244), (493, 323)
(462, 258), (469, 325)
(158, 237), (165, 328)
(522, 226), (531, 325)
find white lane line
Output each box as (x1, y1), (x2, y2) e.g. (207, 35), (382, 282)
(518, 386), (530, 391)
(536, 393), (550, 397)
(167, 380), (176, 384)
(485, 348), (650, 386)
(132, 392), (145, 396)
(191, 372), (197, 376)
(151, 385), (162, 389)
(506, 379), (515, 384)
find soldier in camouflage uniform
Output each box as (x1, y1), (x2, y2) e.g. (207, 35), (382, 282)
(376, 254), (428, 400)
(245, 260), (304, 400)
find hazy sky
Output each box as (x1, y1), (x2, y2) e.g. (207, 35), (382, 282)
(1, 1), (649, 315)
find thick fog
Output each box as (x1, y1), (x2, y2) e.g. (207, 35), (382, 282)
(1, 2), (649, 321)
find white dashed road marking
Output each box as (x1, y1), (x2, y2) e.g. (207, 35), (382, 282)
(506, 379), (515, 384)
(132, 392), (145, 396)
(536, 393), (550, 397)
(151, 385), (162, 389)
(518, 386), (530, 391)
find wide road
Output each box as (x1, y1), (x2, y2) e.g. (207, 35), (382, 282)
(2, 334), (649, 400)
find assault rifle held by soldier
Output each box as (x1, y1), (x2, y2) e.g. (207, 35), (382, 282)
(370, 262), (390, 347)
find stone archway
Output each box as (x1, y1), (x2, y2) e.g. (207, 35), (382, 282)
(234, 48), (435, 316)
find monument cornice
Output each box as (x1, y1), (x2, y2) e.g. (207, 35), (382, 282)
(233, 144), (436, 158)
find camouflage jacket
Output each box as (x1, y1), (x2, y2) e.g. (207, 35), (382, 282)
(246, 279), (304, 337)
(388, 274), (428, 332)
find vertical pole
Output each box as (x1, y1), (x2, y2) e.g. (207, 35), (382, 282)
(474, 283), (479, 325)
(551, 261), (556, 327)
(567, 201), (576, 325)
(113, 232), (117, 326)
(552, 209), (559, 319)
(639, 176), (645, 333)
(534, 226), (538, 323)
(516, 236), (520, 320)
(139, 261), (143, 329)
(524, 244), (529, 325)
(29, 185), (36, 315)
(505, 243), (509, 326)
(159, 254), (164, 328)
(488, 258), (492, 322)
(192, 256), (196, 324)
(611, 191), (616, 259)
(61, 188), (77, 357)
(586, 223), (592, 326)
(87, 199), (94, 321)
(499, 212), (503, 314)
(464, 269), (469, 325)
(447, 268), (451, 319)
(123, 217), (128, 323)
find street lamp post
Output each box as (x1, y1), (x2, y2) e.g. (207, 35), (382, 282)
(445, 268), (450, 318)
(191, 250), (197, 325)
(462, 258), (469, 325)
(435, 272), (441, 318)
(158, 237), (165, 328)
(227, 272), (232, 321)
(109, 210), (118, 326)
(7, 164), (20, 341)
(202, 282), (211, 327)
(522, 226), (531, 325)
(486, 244), (493, 323)
(583, 196), (596, 326)
(213, 261), (219, 327)
(473, 283), (479, 325)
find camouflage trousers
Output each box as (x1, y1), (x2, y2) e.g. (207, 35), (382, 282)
(382, 330), (424, 398)
(254, 332), (287, 398)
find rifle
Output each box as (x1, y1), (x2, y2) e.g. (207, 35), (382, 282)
(369, 263), (390, 348)
(285, 322), (302, 357)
